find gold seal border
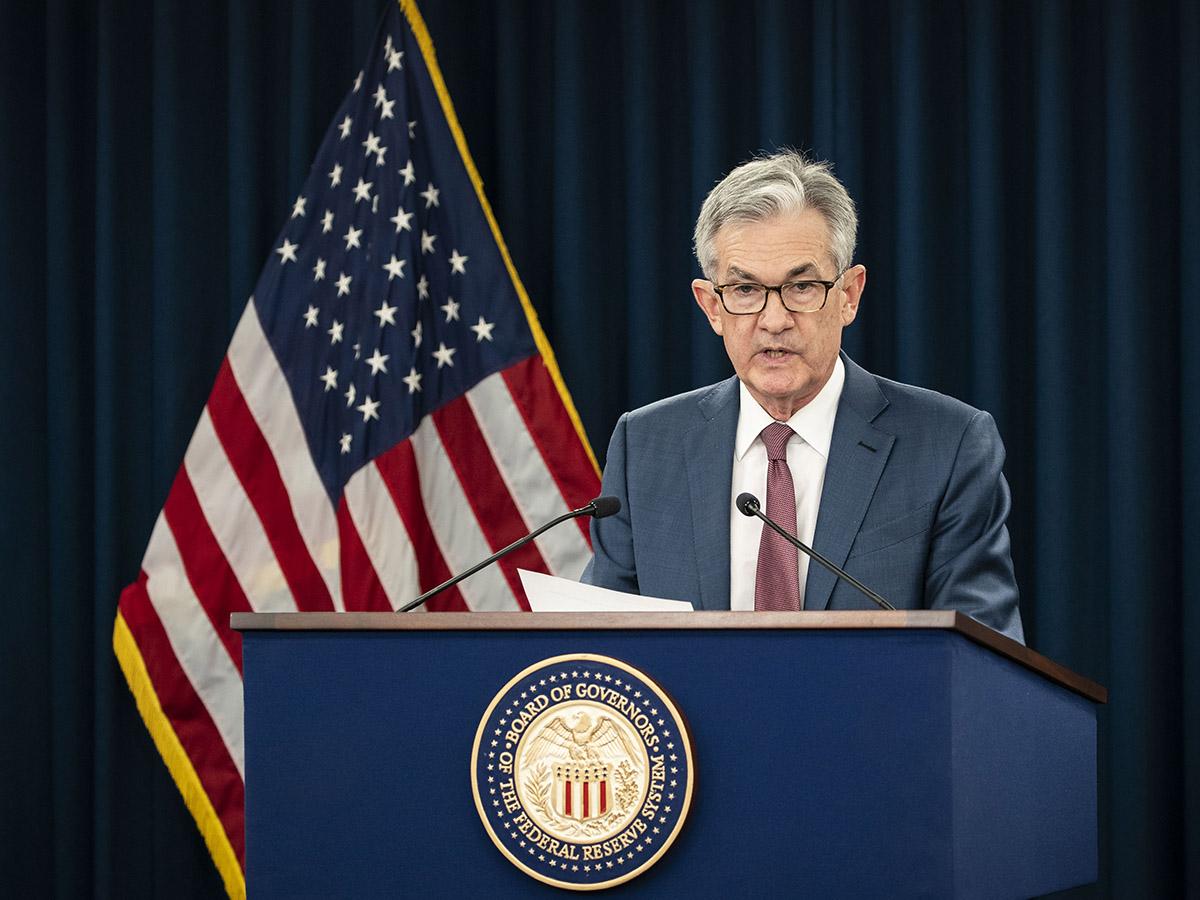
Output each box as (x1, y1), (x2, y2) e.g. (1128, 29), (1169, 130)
(470, 653), (696, 891)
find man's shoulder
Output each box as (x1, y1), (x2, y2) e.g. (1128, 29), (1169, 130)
(622, 376), (739, 431)
(847, 357), (990, 433)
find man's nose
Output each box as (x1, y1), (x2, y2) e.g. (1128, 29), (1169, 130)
(757, 289), (794, 330)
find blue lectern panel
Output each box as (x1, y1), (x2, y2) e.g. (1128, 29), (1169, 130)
(242, 628), (1095, 898)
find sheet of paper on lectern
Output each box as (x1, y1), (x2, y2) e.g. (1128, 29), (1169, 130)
(518, 569), (694, 612)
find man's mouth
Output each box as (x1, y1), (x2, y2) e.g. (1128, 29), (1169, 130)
(758, 348), (794, 360)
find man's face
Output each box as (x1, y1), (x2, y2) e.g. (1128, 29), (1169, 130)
(692, 208), (865, 421)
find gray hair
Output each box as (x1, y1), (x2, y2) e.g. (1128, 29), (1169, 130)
(693, 150), (858, 280)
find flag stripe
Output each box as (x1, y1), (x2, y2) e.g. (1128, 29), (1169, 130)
(184, 410), (297, 613)
(433, 395), (547, 608)
(343, 461), (423, 610)
(465, 372), (592, 577)
(208, 360), (335, 612)
(161, 469), (249, 672)
(227, 300), (343, 610)
(408, 419), (521, 611)
(142, 514), (247, 777)
(373, 439), (469, 611)
(120, 575), (246, 864)
(502, 356), (600, 542)
(336, 497), (395, 611)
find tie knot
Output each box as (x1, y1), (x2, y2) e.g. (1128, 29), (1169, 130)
(760, 422), (794, 460)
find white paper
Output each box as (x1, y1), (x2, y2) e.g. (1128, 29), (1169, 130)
(518, 569), (694, 612)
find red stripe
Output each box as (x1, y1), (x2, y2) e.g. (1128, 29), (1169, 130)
(118, 574), (246, 866)
(433, 396), (550, 610)
(600, 779), (607, 814)
(501, 356), (600, 544)
(162, 470), (249, 673)
(372, 444), (468, 611)
(583, 778), (590, 818)
(336, 497), (395, 611)
(206, 359), (334, 611)
(564, 780), (572, 816)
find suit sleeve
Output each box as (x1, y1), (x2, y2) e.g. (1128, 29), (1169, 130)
(925, 410), (1025, 643)
(579, 413), (641, 594)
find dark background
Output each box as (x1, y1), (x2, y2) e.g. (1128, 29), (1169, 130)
(1, 0), (1196, 896)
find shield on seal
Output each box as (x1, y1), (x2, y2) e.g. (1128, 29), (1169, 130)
(553, 762), (610, 822)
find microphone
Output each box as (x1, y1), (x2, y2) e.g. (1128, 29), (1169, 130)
(736, 492), (895, 611)
(397, 496), (622, 612)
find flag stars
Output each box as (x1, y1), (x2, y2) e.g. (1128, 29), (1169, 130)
(343, 225), (363, 251)
(399, 159), (415, 186)
(321, 210), (334, 233)
(390, 206), (414, 233)
(276, 238), (299, 264)
(303, 305), (319, 327)
(375, 300), (398, 327)
(374, 145), (388, 167)
(373, 83), (388, 107)
(319, 367), (338, 391)
(471, 316), (496, 342)
(420, 182), (440, 208)
(362, 130), (381, 156)
(441, 297), (460, 322)
(411, 320), (423, 348)
(327, 319), (344, 344)
(312, 257), (326, 281)
(339, 433), (352, 454)
(365, 348), (390, 375)
(387, 48), (404, 71)
(420, 230), (438, 255)
(352, 178), (373, 203)
(449, 249), (469, 274)
(352, 70), (363, 92)
(408, 120), (417, 139)
(380, 97), (395, 120)
(328, 163), (343, 187)
(433, 342), (456, 368)
(383, 255), (407, 280)
(338, 115), (353, 139)
(291, 196), (306, 218)
(344, 383), (356, 407)
(335, 272), (352, 296)
(357, 395), (381, 423)
(417, 274), (430, 300)
(353, 342), (361, 360)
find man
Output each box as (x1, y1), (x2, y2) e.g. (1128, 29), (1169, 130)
(581, 150), (1024, 642)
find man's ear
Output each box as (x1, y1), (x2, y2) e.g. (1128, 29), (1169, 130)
(692, 279), (725, 336)
(839, 264), (866, 326)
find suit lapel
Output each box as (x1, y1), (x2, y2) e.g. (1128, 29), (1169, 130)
(805, 356), (894, 611)
(684, 378), (739, 610)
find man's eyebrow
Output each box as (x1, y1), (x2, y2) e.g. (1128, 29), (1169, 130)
(785, 262), (820, 279)
(724, 262), (822, 282)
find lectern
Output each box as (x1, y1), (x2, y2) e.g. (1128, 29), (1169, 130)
(232, 610), (1105, 898)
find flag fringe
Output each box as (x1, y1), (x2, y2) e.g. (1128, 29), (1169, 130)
(112, 611), (246, 900)
(398, 0), (600, 476)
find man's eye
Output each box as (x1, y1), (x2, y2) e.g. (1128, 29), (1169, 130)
(731, 283), (761, 296)
(785, 281), (818, 295)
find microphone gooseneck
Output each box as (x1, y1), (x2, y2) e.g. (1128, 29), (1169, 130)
(736, 492), (895, 611)
(398, 496), (622, 612)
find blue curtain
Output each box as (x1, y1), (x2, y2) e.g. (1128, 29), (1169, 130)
(1, 0), (1195, 895)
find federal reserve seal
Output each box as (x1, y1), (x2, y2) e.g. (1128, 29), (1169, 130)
(471, 654), (694, 890)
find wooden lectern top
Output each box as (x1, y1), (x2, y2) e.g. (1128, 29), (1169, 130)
(231, 609), (1106, 703)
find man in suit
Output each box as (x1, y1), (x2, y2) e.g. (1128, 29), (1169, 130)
(581, 151), (1024, 642)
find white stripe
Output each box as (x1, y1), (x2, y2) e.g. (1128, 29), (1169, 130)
(142, 513), (246, 777)
(409, 418), (521, 610)
(343, 462), (421, 610)
(184, 409), (297, 612)
(466, 373), (592, 579)
(227, 300), (344, 610)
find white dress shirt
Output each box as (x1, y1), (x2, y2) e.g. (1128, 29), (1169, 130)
(729, 357), (846, 610)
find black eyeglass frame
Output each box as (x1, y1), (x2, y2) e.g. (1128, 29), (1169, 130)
(711, 269), (848, 315)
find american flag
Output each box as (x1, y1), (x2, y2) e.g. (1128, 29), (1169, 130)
(111, 2), (599, 895)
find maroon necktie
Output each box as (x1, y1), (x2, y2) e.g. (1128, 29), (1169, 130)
(754, 422), (801, 611)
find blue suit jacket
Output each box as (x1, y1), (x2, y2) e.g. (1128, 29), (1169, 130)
(582, 353), (1025, 642)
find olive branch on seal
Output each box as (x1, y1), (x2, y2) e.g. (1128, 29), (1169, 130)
(524, 763), (556, 821)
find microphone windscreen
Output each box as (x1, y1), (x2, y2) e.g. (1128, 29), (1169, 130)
(589, 496), (622, 519)
(736, 492), (760, 516)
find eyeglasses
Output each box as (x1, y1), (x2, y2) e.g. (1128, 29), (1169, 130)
(712, 270), (846, 315)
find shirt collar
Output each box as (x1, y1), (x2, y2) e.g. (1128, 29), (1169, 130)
(734, 356), (846, 460)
